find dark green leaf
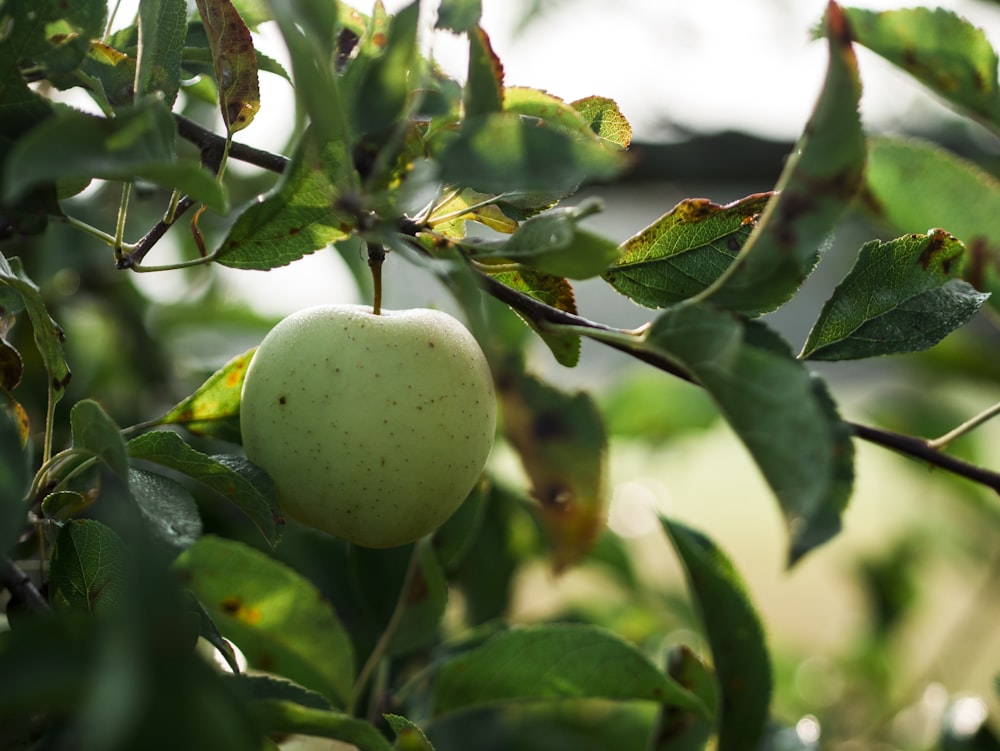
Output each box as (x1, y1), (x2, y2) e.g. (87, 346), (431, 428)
(40, 490), (92, 522)
(432, 481), (488, 571)
(703, 5), (865, 316)
(73, 42), (137, 108)
(385, 713), (436, 750)
(0, 405), (29, 555)
(0, 255), (71, 400)
(863, 136), (1000, 316)
(802, 230), (989, 360)
(464, 26), (503, 118)
(70, 399), (128, 478)
(174, 535), (355, 708)
(431, 623), (707, 717)
(136, 0), (187, 106)
(50, 519), (126, 612)
(436, 0), (482, 33)
(497, 368), (607, 570)
(252, 700), (394, 751)
(648, 645), (717, 751)
(571, 96), (633, 149)
(843, 6), (1000, 129)
(642, 303), (854, 562)
(186, 590), (244, 674)
(662, 519), (771, 751)
(491, 199), (622, 279)
(439, 112), (627, 195)
(215, 131), (356, 269)
(3, 102), (227, 211)
(195, 0), (261, 132)
(490, 269), (581, 367)
(1, 0), (107, 77)
(155, 347), (253, 442)
(231, 673), (332, 710)
(128, 430), (281, 546)
(603, 193), (771, 308)
(128, 467), (203, 551)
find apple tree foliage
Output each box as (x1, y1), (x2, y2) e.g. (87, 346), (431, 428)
(1, 0), (1000, 748)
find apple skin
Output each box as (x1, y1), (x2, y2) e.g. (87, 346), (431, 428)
(240, 304), (496, 548)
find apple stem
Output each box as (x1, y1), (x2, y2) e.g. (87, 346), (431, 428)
(368, 242), (386, 315)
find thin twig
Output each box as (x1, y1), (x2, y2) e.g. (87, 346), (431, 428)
(928, 400), (1000, 450)
(0, 556), (49, 613)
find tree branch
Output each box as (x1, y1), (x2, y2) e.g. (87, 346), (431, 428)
(1, 556), (49, 613)
(174, 114), (290, 174)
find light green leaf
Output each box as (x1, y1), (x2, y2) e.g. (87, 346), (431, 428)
(50, 519), (126, 612)
(702, 4), (865, 316)
(490, 269), (581, 367)
(385, 714), (436, 750)
(505, 87), (601, 141)
(215, 130), (356, 269)
(843, 6), (1000, 130)
(195, 0), (261, 132)
(136, 0), (187, 106)
(436, 0), (482, 33)
(154, 348), (253, 443)
(603, 193), (771, 308)
(662, 519), (771, 751)
(802, 230), (989, 360)
(863, 135), (1000, 314)
(498, 369), (607, 570)
(174, 536), (355, 708)
(642, 303), (853, 563)
(571, 96), (632, 149)
(464, 27), (504, 118)
(2, 102), (227, 211)
(438, 112), (627, 195)
(431, 623), (707, 716)
(70, 399), (128, 478)
(128, 467), (203, 551)
(128, 430), (281, 546)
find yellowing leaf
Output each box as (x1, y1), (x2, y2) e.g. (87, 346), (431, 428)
(195, 0), (261, 133)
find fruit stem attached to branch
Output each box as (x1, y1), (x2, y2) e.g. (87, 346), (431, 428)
(368, 243), (386, 316)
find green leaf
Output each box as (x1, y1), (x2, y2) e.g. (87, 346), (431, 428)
(128, 430), (281, 546)
(661, 519), (772, 751)
(251, 700), (394, 751)
(843, 6), (1000, 130)
(802, 230), (989, 360)
(648, 645), (717, 751)
(491, 199), (622, 279)
(155, 348), (253, 443)
(215, 131), (356, 269)
(352, 1), (420, 137)
(601, 370), (717, 444)
(385, 714), (436, 750)
(0, 255), (71, 400)
(40, 490), (92, 522)
(432, 481), (488, 571)
(431, 623), (707, 717)
(348, 542), (448, 657)
(3, 102), (227, 211)
(702, 4), (865, 316)
(187, 590), (244, 674)
(863, 135), (1000, 315)
(490, 269), (581, 367)
(174, 535), (355, 708)
(128, 467), (203, 551)
(231, 674), (332, 710)
(603, 193), (771, 308)
(571, 96), (632, 149)
(1, 0), (107, 77)
(73, 41), (137, 108)
(497, 369), (607, 570)
(0, 406), (29, 555)
(70, 399), (128, 478)
(464, 26), (504, 118)
(438, 112), (627, 196)
(642, 303), (854, 563)
(50, 519), (126, 612)
(436, 0), (481, 33)
(136, 0), (187, 106)
(195, 0), (261, 132)
(504, 87), (605, 144)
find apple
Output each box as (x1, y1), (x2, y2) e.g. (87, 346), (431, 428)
(240, 304), (496, 548)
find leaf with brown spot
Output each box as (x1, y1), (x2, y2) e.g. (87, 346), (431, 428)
(195, 0), (260, 133)
(702, 1), (865, 316)
(498, 368), (607, 571)
(603, 193), (772, 309)
(155, 348), (254, 443)
(571, 95), (632, 149)
(492, 268), (581, 367)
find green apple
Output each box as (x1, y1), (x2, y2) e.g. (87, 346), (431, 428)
(240, 304), (496, 548)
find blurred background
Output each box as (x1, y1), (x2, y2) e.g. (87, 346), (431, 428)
(11, 0), (1000, 747)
